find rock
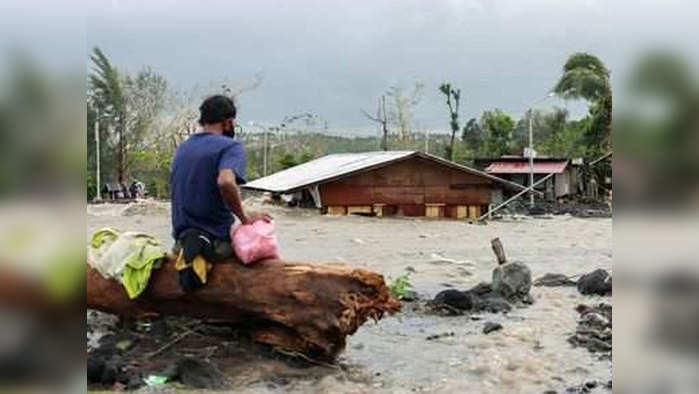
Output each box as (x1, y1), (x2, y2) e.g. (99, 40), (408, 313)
(483, 322), (503, 334)
(568, 303), (612, 357)
(564, 380), (598, 393)
(405, 266), (417, 273)
(577, 269), (612, 296)
(431, 282), (514, 314)
(177, 358), (224, 389)
(584, 380), (598, 389)
(87, 350), (131, 387)
(86, 353), (107, 384)
(473, 296), (512, 313)
(433, 289), (474, 310)
(469, 282), (493, 295)
(534, 273), (577, 287)
(492, 262), (532, 300)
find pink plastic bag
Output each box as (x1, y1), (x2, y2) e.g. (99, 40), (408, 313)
(231, 220), (280, 265)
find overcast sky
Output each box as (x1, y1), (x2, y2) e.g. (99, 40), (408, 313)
(84, 0), (681, 133)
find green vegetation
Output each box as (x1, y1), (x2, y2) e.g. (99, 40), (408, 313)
(388, 274), (413, 301)
(85, 48), (613, 201)
(480, 109), (516, 158)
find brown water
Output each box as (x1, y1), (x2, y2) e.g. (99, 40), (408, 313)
(87, 201), (612, 393)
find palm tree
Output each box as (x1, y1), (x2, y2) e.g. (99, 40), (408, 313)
(89, 47), (127, 183)
(553, 52), (612, 153)
(554, 53), (610, 102)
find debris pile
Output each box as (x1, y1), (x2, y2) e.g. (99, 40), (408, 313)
(567, 303), (612, 360)
(529, 200), (611, 218)
(495, 199), (611, 218)
(87, 314), (334, 391)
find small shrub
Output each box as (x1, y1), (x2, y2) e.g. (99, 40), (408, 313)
(388, 274), (413, 300)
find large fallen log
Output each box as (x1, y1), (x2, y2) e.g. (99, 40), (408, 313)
(87, 257), (400, 360)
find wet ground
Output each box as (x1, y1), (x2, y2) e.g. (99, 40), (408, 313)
(87, 201), (612, 393)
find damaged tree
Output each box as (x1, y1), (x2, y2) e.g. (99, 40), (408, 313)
(87, 258), (400, 361)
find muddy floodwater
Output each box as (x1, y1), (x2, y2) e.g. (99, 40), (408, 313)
(87, 201), (612, 393)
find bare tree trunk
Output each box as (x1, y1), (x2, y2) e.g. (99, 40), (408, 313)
(363, 95), (390, 151)
(381, 96), (388, 151)
(117, 117), (127, 184)
(87, 257), (401, 361)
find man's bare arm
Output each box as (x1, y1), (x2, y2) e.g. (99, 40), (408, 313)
(217, 169), (272, 224)
(217, 169), (249, 224)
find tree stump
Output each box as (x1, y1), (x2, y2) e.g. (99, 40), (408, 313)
(491, 237), (507, 265)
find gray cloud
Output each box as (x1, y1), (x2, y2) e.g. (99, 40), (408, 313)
(87, 0), (613, 132)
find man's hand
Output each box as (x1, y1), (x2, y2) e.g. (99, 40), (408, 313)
(242, 211), (273, 224)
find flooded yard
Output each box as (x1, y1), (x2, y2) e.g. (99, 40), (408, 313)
(88, 201), (612, 393)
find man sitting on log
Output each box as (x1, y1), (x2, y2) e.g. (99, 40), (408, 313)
(170, 95), (271, 290)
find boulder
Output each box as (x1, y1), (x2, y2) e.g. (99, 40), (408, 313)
(577, 269), (612, 296)
(492, 262), (532, 300)
(431, 284), (512, 314)
(432, 289), (474, 310)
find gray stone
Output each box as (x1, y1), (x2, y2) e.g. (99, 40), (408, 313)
(492, 262), (532, 300)
(473, 296), (512, 313)
(483, 322), (503, 334)
(577, 269), (612, 296)
(432, 289), (474, 310)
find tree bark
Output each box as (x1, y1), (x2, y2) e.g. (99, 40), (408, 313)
(87, 257), (401, 361)
(491, 237), (507, 265)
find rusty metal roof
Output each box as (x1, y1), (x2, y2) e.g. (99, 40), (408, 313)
(485, 160), (568, 174)
(243, 151), (527, 194)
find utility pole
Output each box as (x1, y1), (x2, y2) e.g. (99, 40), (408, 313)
(94, 113), (102, 202)
(263, 127), (268, 177)
(528, 109), (534, 207)
(424, 128), (429, 154)
(525, 92), (555, 208)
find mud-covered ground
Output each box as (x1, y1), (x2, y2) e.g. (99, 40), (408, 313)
(87, 200), (612, 393)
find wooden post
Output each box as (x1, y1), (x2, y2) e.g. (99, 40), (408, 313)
(491, 237), (507, 265)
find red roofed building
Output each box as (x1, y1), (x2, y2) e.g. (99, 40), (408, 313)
(474, 156), (583, 200)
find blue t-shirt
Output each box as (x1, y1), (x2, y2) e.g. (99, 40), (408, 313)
(171, 132), (247, 240)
